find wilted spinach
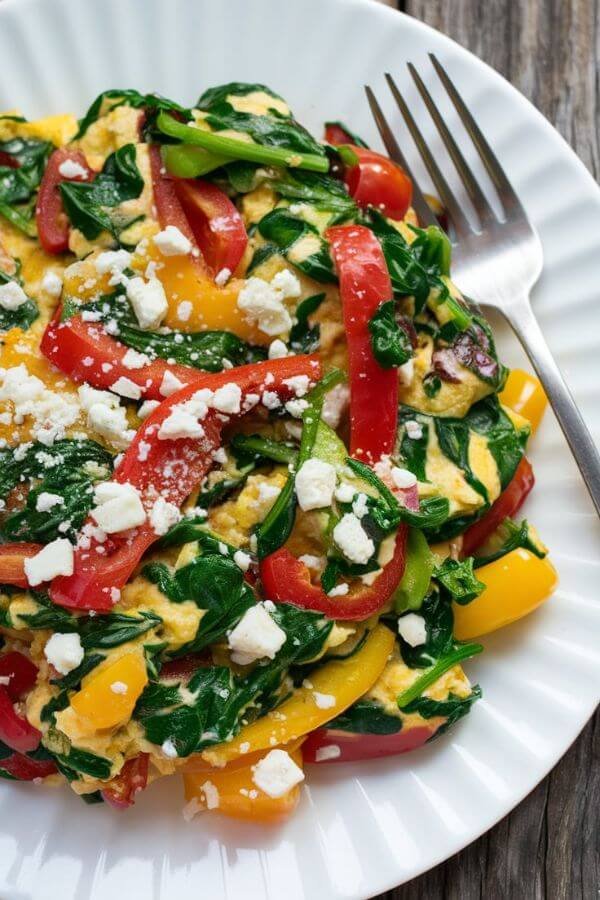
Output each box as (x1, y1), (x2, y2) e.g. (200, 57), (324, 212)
(0, 268), (38, 332)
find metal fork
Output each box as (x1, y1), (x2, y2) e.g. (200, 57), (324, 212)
(366, 54), (600, 516)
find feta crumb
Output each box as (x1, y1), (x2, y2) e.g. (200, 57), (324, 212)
(271, 269), (301, 298)
(399, 358), (415, 385)
(327, 582), (349, 597)
(44, 632), (83, 675)
(285, 398), (308, 418)
(252, 749), (304, 798)
(90, 481), (146, 533)
(177, 300), (192, 322)
(126, 276), (168, 330)
(315, 744), (341, 762)
(201, 780), (220, 809)
(25, 539), (74, 586)
(352, 493), (369, 519)
(212, 382), (242, 415)
(398, 613), (427, 647)
(333, 513), (375, 565)
(214, 267), (231, 287)
(159, 370), (185, 397)
(228, 603), (286, 665)
(237, 276), (292, 336)
(295, 459), (336, 511)
(268, 339), (289, 360)
(138, 399), (160, 420)
(95, 249), (132, 279)
(41, 271), (63, 298)
(150, 496), (181, 535)
(158, 406), (205, 440)
(110, 376), (142, 400)
(282, 375), (310, 397)
(182, 797), (201, 822)
(313, 691), (336, 709)
(391, 466), (417, 489)
(58, 158), (88, 179)
(162, 738), (178, 758)
(322, 383), (350, 429)
(261, 390), (281, 410)
(334, 482), (356, 504)
(405, 419), (423, 440)
(87, 403), (134, 450)
(35, 492), (64, 513)
(110, 681), (128, 695)
(233, 549), (252, 572)
(121, 348), (151, 370)
(153, 225), (192, 256)
(298, 554), (325, 571)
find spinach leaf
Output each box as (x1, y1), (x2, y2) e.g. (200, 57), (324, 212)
(403, 685), (482, 735)
(0, 439), (113, 502)
(60, 144), (144, 240)
(398, 412), (430, 484)
(247, 242), (280, 274)
(0, 136), (52, 235)
(464, 395), (529, 489)
(368, 300), (412, 368)
(473, 517), (547, 568)
(328, 699), (402, 735)
(50, 653), (105, 690)
(398, 590), (454, 669)
(53, 746), (112, 781)
(397, 642), (483, 708)
(0, 269), (38, 332)
(257, 209), (337, 283)
(230, 433), (298, 466)
(75, 88), (190, 139)
(13, 592), (78, 632)
(1, 470), (95, 543)
(270, 169), (357, 218)
(289, 292), (325, 353)
(79, 611), (161, 650)
(434, 557), (484, 605)
(435, 416), (490, 502)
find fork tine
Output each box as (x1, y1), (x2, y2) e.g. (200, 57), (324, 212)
(407, 62), (498, 228)
(429, 54), (524, 215)
(384, 73), (473, 239)
(364, 86), (436, 228)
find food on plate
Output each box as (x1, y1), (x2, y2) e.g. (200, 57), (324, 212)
(0, 84), (556, 821)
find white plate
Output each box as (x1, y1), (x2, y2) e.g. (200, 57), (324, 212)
(0, 0), (599, 897)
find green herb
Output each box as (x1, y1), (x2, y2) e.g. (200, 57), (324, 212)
(397, 645), (483, 708)
(14, 592), (77, 632)
(230, 433), (298, 466)
(257, 209), (336, 283)
(0, 269), (38, 332)
(75, 88), (191, 139)
(247, 242), (280, 274)
(0, 136), (52, 235)
(368, 300), (412, 368)
(60, 144), (144, 240)
(328, 699), (402, 735)
(289, 292), (326, 353)
(403, 685), (482, 735)
(434, 557), (485, 605)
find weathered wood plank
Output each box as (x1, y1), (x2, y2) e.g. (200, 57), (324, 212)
(373, 1), (600, 898)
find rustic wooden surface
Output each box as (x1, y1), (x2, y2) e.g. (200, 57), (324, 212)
(372, 1), (600, 898)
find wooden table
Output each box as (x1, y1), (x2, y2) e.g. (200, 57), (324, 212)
(372, 2), (600, 898)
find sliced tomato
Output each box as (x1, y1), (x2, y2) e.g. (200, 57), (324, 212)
(0, 686), (41, 753)
(159, 653), (211, 683)
(0, 543), (43, 588)
(173, 179), (247, 276)
(0, 652), (38, 701)
(462, 457), (535, 557)
(0, 751), (57, 781)
(0, 151), (20, 169)
(35, 149), (95, 254)
(302, 722), (440, 764)
(102, 753), (149, 809)
(341, 147), (412, 220)
(49, 355), (321, 612)
(324, 123), (357, 145)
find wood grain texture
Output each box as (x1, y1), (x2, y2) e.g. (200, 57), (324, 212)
(373, 1), (600, 898)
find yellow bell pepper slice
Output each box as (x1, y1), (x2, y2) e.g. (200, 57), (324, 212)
(500, 369), (547, 433)
(70, 650), (148, 730)
(453, 548), (558, 640)
(202, 624), (395, 766)
(184, 741), (304, 823)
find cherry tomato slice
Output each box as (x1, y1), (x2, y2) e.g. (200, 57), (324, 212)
(36, 149), (95, 254)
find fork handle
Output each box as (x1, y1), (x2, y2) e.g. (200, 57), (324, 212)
(503, 296), (600, 516)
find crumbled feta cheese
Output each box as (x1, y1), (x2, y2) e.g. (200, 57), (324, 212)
(251, 749), (304, 798)
(399, 358), (415, 385)
(322, 383), (350, 429)
(35, 492), (64, 513)
(261, 390), (281, 410)
(298, 554), (325, 571)
(212, 382), (242, 415)
(214, 267), (231, 287)
(228, 603), (286, 665)
(233, 549), (252, 572)
(44, 632), (83, 675)
(271, 269), (301, 298)
(285, 398), (308, 418)
(268, 339), (289, 360)
(159, 370), (185, 397)
(282, 375), (310, 397)
(78, 384), (117, 412)
(334, 482), (356, 504)
(327, 582), (349, 597)
(126, 276), (168, 330)
(315, 744), (341, 762)
(58, 158), (88, 179)
(177, 300), (192, 322)
(237, 276), (293, 336)
(153, 225), (192, 256)
(352, 493), (369, 519)
(121, 348), (151, 370)
(313, 691), (336, 709)
(158, 406), (205, 440)
(0, 365), (79, 446)
(333, 513), (375, 565)
(150, 496), (181, 535)
(295, 459), (336, 511)
(162, 738), (178, 758)
(41, 270), (63, 298)
(87, 403), (134, 450)
(110, 681), (128, 695)
(110, 376), (142, 400)
(405, 419), (423, 440)
(200, 780), (220, 809)
(95, 249), (132, 278)
(90, 481), (146, 533)
(25, 539), (74, 586)
(391, 466), (417, 489)
(138, 399), (160, 420)
(398, 613), (427, 647)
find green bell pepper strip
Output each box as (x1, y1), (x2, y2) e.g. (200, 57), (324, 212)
(396, 642), (483, 708)
(393, 528), (434, 613)
(157, 112), (330, 174)
(162, 144), (230, 178)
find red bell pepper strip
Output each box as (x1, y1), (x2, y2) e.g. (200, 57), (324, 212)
(0, 751), (57, 780)
(35, 149), (95, 254)
(340, 146), (412, 221)
(49, 355), (321, 612)
(327, 224), (397, 464)
(0, 543), (43, 588)
(462, 457), (535, 557)
(172, 179), (248, 276)
(40, 310), (202, 401)
(0, 151), (20, 169)
(101, 753), (149, 808)
(0, 652), (38, 701)
(302, 721), (440, 764)
(0, 686), (41, 753)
